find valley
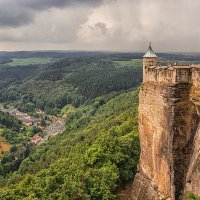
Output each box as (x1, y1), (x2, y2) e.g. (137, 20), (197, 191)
(0, 51), (199, 199)
(1, 107), (65, 145)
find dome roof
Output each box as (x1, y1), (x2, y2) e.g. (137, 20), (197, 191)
(143, 43), (157, 58)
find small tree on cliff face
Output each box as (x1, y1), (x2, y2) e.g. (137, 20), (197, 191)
(188, 193), (200, 200)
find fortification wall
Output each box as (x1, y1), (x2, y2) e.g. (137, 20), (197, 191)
(144, 66), (192, 84)
(144, 65), (200, 85)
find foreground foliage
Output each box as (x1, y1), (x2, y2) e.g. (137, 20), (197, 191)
(0, 89), (140, 199)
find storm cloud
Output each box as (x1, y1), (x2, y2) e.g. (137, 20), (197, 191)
(0, 0), (103, 27)
(0, 0), (200, 51)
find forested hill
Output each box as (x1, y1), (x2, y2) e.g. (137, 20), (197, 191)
(0, 54), (143, 199)
(0, 57), (142, 115)
(0, 111), (22, 131)
(0, 89), (140, 199)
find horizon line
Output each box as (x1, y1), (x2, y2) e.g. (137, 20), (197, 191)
(0, 50), (200, 54)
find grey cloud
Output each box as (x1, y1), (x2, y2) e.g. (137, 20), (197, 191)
(0, 7), (91, 44)
(1, 0), (200, 51)
(23, 0), (103, 10)
(88, 22), (107, 34)
(95, 22), (107, 34)
(81, 0), (200, 52)
(0, 9), (34, 27)
(0, 0), (103, 27)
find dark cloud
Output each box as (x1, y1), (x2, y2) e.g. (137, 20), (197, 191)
(0, 9), (34, 27)
(95, 22), (107, 34)
(0, 0), (103, 27)
(88, 22), (107, 34)
(23, 0), (103, 10)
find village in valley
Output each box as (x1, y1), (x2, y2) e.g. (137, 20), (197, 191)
(1, 107), (65, 145)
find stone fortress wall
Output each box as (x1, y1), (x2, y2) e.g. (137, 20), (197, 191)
(143, 61), (200, 84)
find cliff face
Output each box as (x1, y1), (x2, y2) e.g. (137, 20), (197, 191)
(184, 68), (200, 198)
(132, 81), (200, 200)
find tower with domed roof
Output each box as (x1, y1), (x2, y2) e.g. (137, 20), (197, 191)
(143, 43), (157, 81)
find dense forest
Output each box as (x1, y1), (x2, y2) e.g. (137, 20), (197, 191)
(0, 111), (22, 131)
(0, 52), (199, 199)
(0, 89), (140, 199)
(0, 53), (142, 199)
(0, 56), (142, 115)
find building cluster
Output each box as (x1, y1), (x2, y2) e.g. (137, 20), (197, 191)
(2, 108), (41, 126)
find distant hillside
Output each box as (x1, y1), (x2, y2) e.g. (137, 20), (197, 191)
(1, 50), (200, 61)
(0, 57), (142, 115)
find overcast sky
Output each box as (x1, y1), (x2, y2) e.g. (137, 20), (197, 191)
(0, 0), (200, 52)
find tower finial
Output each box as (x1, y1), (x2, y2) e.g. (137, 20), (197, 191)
(143, 42), (157, 58)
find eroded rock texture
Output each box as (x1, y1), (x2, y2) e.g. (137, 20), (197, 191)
(131, 81), (200, 200)
(183, 69), (200, 199)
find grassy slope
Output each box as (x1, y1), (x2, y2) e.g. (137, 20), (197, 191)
(8, 57), (55, 66)
(0, 88), (140, 199)
(114, 59), (142, 68)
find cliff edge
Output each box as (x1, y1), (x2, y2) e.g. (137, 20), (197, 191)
(131, 44), (200, 200)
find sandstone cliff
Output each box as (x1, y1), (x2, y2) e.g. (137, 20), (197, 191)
(131, 68), (200, 199)
(184, 68), (200, 199)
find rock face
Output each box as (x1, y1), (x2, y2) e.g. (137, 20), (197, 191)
(184, 68), (200, 199)
(131, 45), (200, 200)
(132, 82), (198, 200)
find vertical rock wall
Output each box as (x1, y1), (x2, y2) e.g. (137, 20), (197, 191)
(132, 82), (197, 200)
(171, 84), (197, 199)
(183, 71), (200, 198)
(132, 83), (174, 200)
(183, 120), (200, 198)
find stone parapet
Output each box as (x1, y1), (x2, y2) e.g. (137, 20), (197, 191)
(144, 65), (200, 84)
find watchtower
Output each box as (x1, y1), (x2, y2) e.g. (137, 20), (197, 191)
(143, 43), (157, 81)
